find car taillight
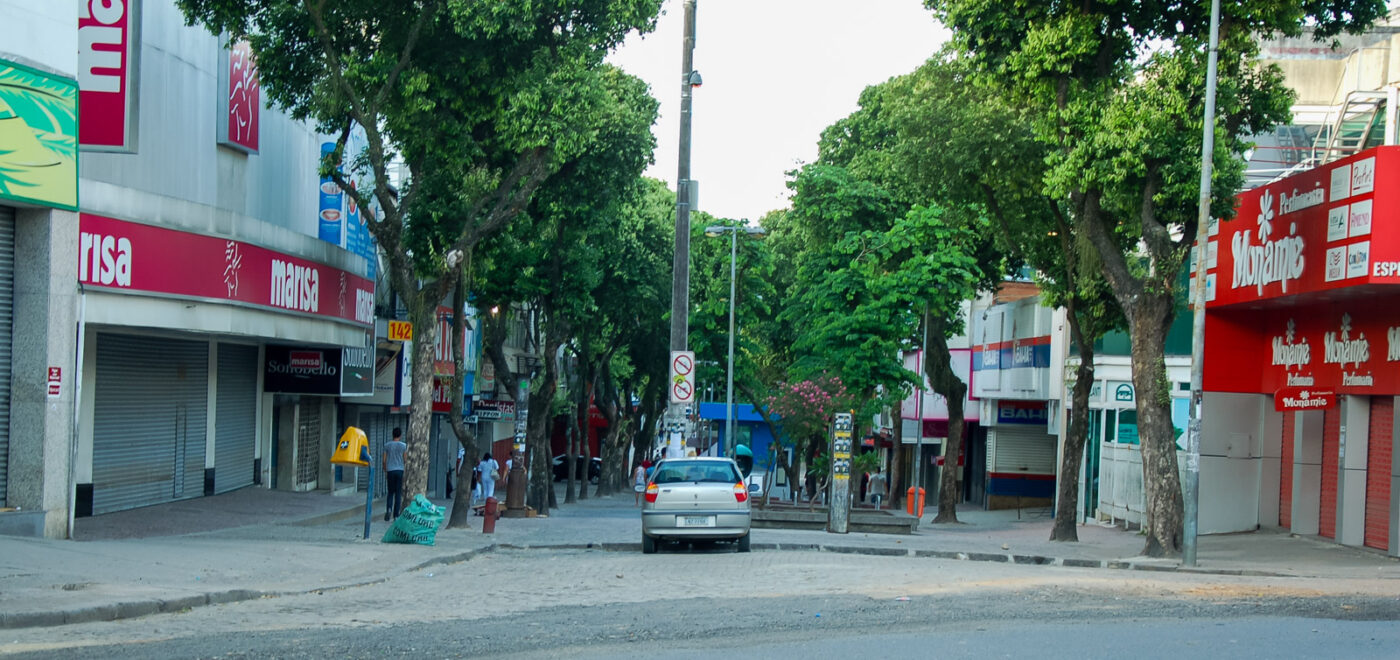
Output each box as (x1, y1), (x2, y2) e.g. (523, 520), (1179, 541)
(645, 483), (658, 503)
(733, 483), (748, 503)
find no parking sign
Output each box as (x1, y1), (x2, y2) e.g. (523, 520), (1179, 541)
(669, 351), (695, 404)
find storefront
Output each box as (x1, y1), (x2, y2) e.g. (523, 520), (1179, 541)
(1202, 145), (1399, 555)
(76, 213), (374, 514)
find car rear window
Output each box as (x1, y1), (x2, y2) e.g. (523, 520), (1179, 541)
(652, 461), (740, 484)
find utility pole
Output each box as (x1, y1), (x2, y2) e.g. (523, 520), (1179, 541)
(666, 0), (698, 457)
(829, 412), (853, 533)
(1185, 0), (1222, 567)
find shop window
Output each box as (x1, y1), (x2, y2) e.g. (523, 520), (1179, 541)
(1115, 409), (1140, 445)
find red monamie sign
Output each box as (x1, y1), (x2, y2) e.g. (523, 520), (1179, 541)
(78, 213), (374, 327)
(1205, 146), (1400, 308)
(1273, 386), (1337, 411)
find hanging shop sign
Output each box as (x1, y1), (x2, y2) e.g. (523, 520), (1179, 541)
(0, 60), (78, 209)
(78, 0), (141, 151)
(1274, 386), (1337, 411)
(217, 39), (259, 153)
(474, 398), (515, 421)
(78, 213), (374, 327)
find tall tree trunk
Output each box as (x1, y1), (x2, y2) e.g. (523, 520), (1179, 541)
(564, 415), (578, 503)
(445, 274), (479, 529)
(1075, 190), (1185, 557)
(1130, 295), (1184, 557)
(926, 312), (968, 524)
(889, 422), (904, 510)
(526, 333), (562, 515)
(403, 300), (440, 498)
(1051, 305), (1096, 542)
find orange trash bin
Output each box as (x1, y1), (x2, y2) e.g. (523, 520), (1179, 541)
(906, 487), (925, 518)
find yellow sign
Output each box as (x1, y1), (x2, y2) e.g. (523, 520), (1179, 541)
(0, 60), (77, 210)
(387, 320), (413, 341)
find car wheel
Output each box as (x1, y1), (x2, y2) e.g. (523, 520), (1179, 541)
(736, 531), (751, 553)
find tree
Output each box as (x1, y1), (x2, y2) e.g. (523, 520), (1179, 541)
(875, 53), (1125, 540)
(179, 0), (663, 500)
(926, 0), (1387, 555)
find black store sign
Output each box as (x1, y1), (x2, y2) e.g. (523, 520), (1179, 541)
(265, 345), (341, 395)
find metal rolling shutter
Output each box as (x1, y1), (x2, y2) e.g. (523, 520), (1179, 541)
(991, 426), (1057, 474)
(296, 401), (321, 487)
(92, 334), (209, 514)
(215, 344), (258, 493)
(0, 207), (13, 506)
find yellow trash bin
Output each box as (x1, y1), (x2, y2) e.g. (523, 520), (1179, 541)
(331, 427), (370, 466)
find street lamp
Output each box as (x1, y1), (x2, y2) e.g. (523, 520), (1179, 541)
(704, 224), (765, 458)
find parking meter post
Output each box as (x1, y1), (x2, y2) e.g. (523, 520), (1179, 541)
(828, 412), (853, 534)
(361, 446), (373, 540)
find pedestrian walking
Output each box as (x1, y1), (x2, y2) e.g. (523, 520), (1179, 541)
(477, 452), (501, 502)
(383, 428), (407, 521)
(633, 460), (650, 506)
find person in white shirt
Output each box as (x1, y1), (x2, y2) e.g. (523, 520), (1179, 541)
(477, 452), (501, 502)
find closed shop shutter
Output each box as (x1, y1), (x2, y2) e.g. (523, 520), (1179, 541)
(991, 426), (1057, 474)
(296, 401), (321, 487)
(989, 425), (1056, 498)
(1364, 398), (1393, 550)
(1280, 411), (1295, 528)
(0, 207), (13, 507)
(92, 334), (209, 514)
(1320, 409), (1340, 539)
(215, 344), (258, 493)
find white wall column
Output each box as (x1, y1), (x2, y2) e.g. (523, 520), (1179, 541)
(1292, 410), (1324, 536)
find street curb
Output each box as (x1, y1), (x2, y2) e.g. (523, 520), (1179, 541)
(0, 539), (1292, 630)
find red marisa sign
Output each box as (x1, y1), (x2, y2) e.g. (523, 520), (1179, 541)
(78, 213), (374, 328)
(222, 40), (260, 153)
(78, 0), (139, 150)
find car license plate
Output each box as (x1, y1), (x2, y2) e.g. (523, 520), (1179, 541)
(679, 515), (715, 527)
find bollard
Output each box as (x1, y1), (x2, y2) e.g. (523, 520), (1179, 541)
(482, 497), (499, 534)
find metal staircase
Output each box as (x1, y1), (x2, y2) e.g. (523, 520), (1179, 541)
(1313, 89), (1388, 164)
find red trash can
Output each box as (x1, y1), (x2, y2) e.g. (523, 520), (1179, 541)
(906, 487), (925, 518)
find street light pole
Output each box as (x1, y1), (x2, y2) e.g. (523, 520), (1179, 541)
(1185, 0), (1222, 568)
(705, 224), (764, 459)
(725, 227), (737, 457)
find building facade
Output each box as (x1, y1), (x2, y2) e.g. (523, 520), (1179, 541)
(1202, 146), (1399, 555)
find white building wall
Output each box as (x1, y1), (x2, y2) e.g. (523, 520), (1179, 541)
(0, 0), (78, 77)
(1199, 392), (1266, 534)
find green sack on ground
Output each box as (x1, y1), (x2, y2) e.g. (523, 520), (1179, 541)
(382, 494), (444, 546)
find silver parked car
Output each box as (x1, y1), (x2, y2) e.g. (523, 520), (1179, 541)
(640, 457), (754, 553)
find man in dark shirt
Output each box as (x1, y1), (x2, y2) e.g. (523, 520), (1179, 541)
(383, 427), (407, 520)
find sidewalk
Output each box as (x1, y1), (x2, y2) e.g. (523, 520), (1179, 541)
(1, 487), (1396, 629)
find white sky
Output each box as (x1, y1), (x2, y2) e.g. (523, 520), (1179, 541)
(607, 0), (950, 222)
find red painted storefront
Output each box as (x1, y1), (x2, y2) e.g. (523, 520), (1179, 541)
(1203, 146), (1399, 554)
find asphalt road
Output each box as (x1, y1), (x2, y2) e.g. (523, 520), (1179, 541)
(5, 549), (1399, 659)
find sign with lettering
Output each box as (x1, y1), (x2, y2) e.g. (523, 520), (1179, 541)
(78, 0), (140, 150)
(1206, 306), (1400, 395)
(387, 321), (412, 341)
(995, 400), (1049, 426)
(264, 345), (341, 395)
(78, 213), (373, 327)
(475, 398), (516, 421)
(1206, 147), (1400, 307)
(1274, 387), (1337, 411)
